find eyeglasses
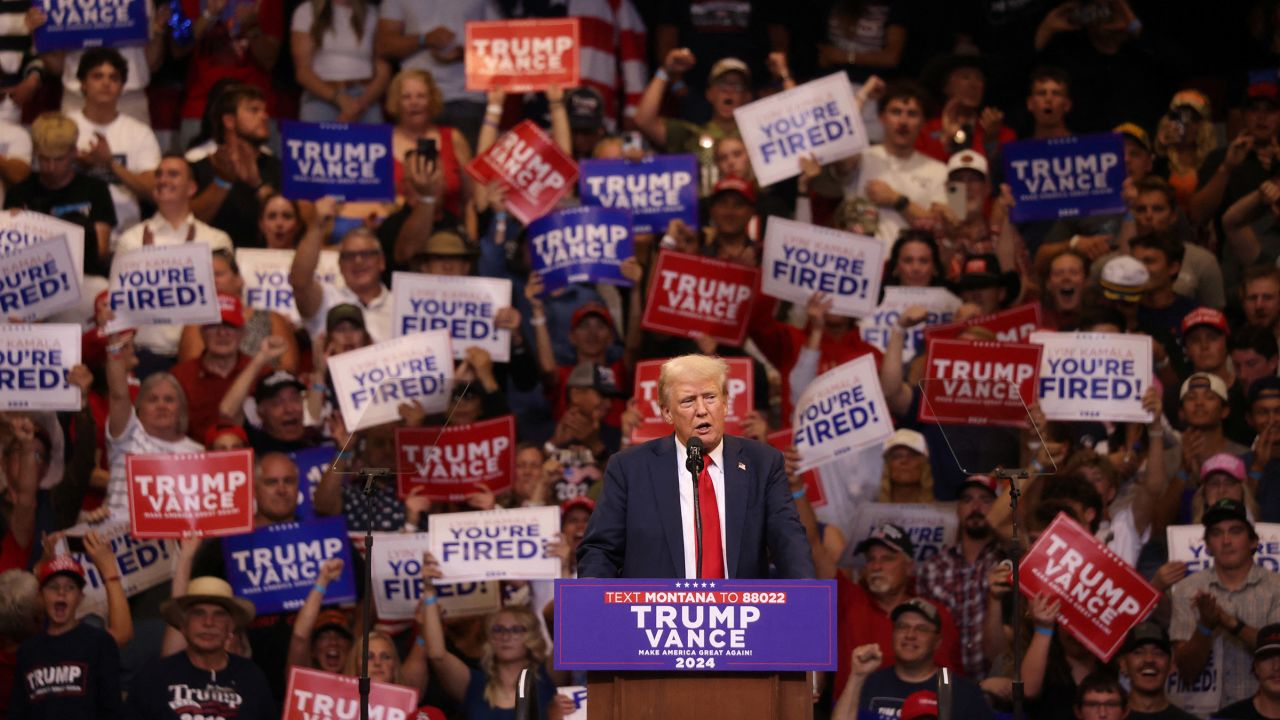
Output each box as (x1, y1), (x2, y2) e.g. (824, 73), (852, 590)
(339, 249), (381, 262)
(490, 624), (528, 638)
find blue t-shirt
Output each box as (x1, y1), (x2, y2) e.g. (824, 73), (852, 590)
(462, 666), (558, 720)
(857, 667), (994, 720)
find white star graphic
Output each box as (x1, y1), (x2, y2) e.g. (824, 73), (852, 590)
(709, 582), (716, 588)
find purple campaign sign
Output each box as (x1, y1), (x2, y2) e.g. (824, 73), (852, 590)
(1003, 132), (1126, 223)
(281, 121), (394, 202)
(578, 155), (699, 235)
(288, 445), (335, 521)
(528, 206), (634, 295)
(553, 579), (837, 671)
(222, 516), (356, 615)
(34, 0), (148, 52)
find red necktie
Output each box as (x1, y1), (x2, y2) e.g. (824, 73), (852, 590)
(698, 456), (725, 579)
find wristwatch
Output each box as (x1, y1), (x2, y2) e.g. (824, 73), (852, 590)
(892, 194), (910, 212)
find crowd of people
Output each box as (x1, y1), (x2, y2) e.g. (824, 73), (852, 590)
(3, 0), (1280, 719)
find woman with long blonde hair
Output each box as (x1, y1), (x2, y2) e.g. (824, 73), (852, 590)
(420, 554), (573, 718)
(1154, 90), (1218, 210)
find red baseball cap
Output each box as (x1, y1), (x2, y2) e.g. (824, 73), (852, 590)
(214, 293), (245, 328)
(571, 302), (616, 332)
(38, 554), (87, 588)
(711, 175), (758, 205)
(1181, 307), (1228, 336)
(561, 497), (596, 516)
(959, 474), (999, 497)
(203, 423), (249, 449)
(900, 691), (939, 720)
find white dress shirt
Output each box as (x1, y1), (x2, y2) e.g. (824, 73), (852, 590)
(307, 283), (394, 345)
(673, 435), (729, 578)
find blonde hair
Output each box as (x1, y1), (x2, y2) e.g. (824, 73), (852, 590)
(480, 607), (548, 707)
(31, 113), (78, 156)
(1154, 114), (1217, 175)
(1190, 475), (1260, 523)
(657, 355), (729, 410)
(343, 630), (404, 685)
(877, 450), (934, 502)
(385, 69), (445, 122)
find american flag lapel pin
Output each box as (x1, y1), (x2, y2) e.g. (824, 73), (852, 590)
(737, 461), (747, 471)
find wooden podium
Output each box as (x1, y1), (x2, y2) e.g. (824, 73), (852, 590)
(585, 670), (812, 720)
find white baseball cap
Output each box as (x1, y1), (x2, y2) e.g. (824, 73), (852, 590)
(884, 428), (929, 457)
(946, 150), (988, 179)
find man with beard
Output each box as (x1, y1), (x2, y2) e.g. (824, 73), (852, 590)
(833, 524), (962, 699)
(1215, 624), (1280, 719)
(841, 81), (947, 252)
(1119, 622), (1196, 720)
(191, 84), (282, 244)
(833, 599), (994, 720)
(1241, 267), (1280, 343)
(915, 475), (1003, 679)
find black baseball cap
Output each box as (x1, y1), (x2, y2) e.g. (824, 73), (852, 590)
(1248, 376), (1280, 408)
(855, 523), (915, 557)
(566, 87), (604, 132)
(891, 598), (941, 630)
(1202, 498), (1253, 532)
(326, 303), (366, 334)
(1256, 623), (1280, 660)
(1122, 621), (1170, 654)
(255, 370), (306, 403)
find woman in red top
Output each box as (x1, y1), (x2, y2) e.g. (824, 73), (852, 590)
(387, 69), (473, 231)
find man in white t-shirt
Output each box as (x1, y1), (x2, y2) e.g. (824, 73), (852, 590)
(30, 1), (163, 123)
(842, 80), (946, 251)
(69, 48), (162, 246)
(374, 0), (502, 147)
(0, 119), (31, 207)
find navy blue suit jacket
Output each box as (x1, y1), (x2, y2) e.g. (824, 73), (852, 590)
(576, 434), (816, 579)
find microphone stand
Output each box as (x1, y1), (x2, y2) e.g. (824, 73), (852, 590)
(995, 467), (1028, 720)
(687, 452), (704, 580)
(357, 468), (391, 720)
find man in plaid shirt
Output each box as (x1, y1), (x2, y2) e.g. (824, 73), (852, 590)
(915, 475), (1005, 679)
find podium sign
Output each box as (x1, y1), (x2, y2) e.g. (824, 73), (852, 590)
(553, 579), (836, 672)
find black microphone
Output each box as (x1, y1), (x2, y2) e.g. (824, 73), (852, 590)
(686, 436), (705, 476)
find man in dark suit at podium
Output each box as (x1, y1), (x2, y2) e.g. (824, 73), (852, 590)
(577, 354), (815, 579)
